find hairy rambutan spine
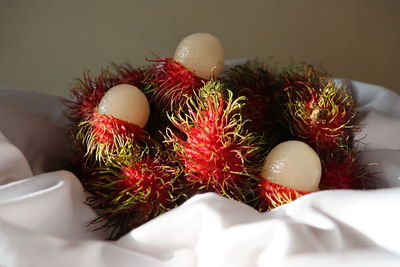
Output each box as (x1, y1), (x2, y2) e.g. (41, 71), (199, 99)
(164, 81), (264, 202)
(258, 178), (308, 211)
(86, 155), (178, 239)
(111, 63), (145, 87)
(320, 155), (373, 190)
(63, 71), (117, 124)
(221, 61), (290, 148)
(77, 110), (154, 163)
(221, 61), (277, 132)
(143, 57), (206, 111)
(282, 65), (358, 155)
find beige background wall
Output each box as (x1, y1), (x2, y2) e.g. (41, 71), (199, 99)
(1, 0), (399, 97)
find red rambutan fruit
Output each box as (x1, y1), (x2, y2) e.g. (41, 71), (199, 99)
(77, 110), (153, 162)
(143, 57), (206, 111)
(119, 158), (175, 210)
(63, 71), (117, 124)
(63, 64), (145, 125)
(64, 67), (155, 164)
(256, 140), (321, 210)
(111, 63), (146, 87)
(320, 155), (373, 190)
(221, 61), (277, 132)
(281, 65), (358, 154)
(86, 155), (177, 239)
(164, 81), (264, 202)
(258, 177), (308, 211)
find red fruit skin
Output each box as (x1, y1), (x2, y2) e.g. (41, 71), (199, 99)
(144, 57), (206, 109)
(77, 110), (154, 163)
(119, 157), (175, 211)
(258, 177), (309, 210)
(238, 88), (271, 133)
(180, 97), (244, 189)
(64, 73), (116, 123)
(84, 156), (177, 239)
(320, 156), (369, 190)
(281, 68), (357, 155)
(115, 65), (145, 86)
(166, 88), (262, 201)
(289, 87), (353, 151)
(89, 111), (145, 146)
(221, 61), (278, 136)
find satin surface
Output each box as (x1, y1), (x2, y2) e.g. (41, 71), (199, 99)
(0, 80), (399, 267)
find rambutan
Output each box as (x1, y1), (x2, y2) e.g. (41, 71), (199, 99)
(258, 177), (308, 211)
(63, 66), (157, 164)
(221, 61), (277, 131)
(221, 61), (292, 148)
(77, 110), (154, 162)
(281, 65), (358, 155)
(256, 140), (321, 210)
(63, 64), (145, 124)
(86, 155), (178, 239)
(111, 63), (146, 87)
(143, 57), (206, 111)
(164, 81), (264, 202)
(320, 155), (373, 190)
(63, 71), (117, 124)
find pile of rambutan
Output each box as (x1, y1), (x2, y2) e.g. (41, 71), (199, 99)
(63, 33), (373, 239)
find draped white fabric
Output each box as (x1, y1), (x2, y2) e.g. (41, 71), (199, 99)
(0, 80), (399, 267)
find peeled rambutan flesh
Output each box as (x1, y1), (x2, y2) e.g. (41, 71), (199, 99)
(257, 140), (321, 210)
(174, 32), (224, 80)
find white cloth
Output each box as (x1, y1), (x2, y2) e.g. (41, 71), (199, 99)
(0, 80), (399, 267)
